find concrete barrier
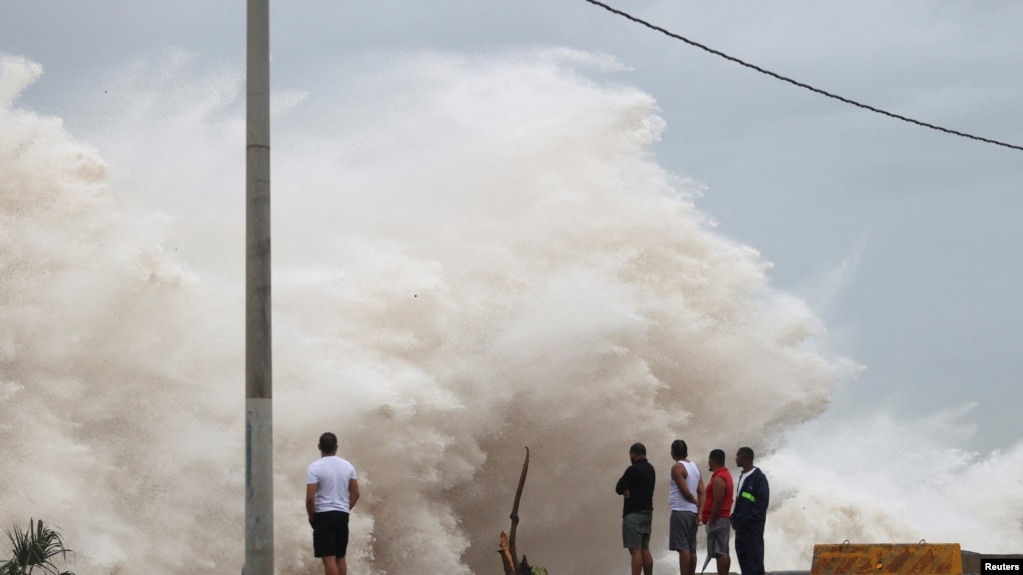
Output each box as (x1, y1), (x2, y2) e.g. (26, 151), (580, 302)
(811, 543), (963, 575)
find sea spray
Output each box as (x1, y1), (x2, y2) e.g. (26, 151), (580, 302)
(3, 49), (855, 574)
(0, 54), (244, 572)
(766, 407), (1023, 568)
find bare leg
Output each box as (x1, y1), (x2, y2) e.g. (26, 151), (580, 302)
(337, 556), (347, 575)
(716, 554), (731, 575)
(679, 550), (692, 575)
(321, 556), (340, 575)
(629, 548), (644, 575)
(642, 548), (654, 575)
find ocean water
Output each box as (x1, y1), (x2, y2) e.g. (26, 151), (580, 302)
(0, 49), (1019, 574)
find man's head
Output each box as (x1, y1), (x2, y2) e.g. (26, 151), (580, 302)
(318, 432), (339, 455)
(736, 446), (754, 470)
(670, 439), (688, 460)
(708, 448), (726, 471)
(629, 442), (647, 462)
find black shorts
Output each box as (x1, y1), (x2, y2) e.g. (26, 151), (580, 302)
(312, 511), (350, 558)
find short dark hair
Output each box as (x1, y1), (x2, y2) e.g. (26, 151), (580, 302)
(738, 446), (754, 461)
(671, 439), (688, 459)
(709, 449), (726, 465)
(319, 432), (338, 453)
(629, 442), (647, 456)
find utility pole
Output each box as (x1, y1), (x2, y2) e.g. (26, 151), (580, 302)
(244, 0), (273, 573)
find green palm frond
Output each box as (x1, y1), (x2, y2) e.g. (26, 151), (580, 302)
(1, 519), (75, 575)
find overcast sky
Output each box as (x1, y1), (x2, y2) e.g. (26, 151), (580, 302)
(3, 0), (1021, 456)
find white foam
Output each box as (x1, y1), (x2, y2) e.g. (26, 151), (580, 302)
(13, 49), (1010, 574)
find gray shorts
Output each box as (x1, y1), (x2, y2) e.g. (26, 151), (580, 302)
(668, 510), (697, 552)
(622, 511), (652, 549)
(705, 517), (730, 558)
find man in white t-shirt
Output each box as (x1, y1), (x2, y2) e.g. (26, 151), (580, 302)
(306, 432), (360, 575)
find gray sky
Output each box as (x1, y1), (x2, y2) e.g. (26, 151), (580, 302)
(3, 0), (1021, 455)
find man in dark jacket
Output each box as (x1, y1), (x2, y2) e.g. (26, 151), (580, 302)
(731, 446), (769, 575)
(616, 442), (656, 575)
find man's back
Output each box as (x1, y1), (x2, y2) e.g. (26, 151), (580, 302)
(701, 466), (734, 523)
(616, 457), (656, 516)
(668, 460), (701, 512)
(307, 455), (358, 513)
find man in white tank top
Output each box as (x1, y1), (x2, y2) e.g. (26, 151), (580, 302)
(668, 439), (705, 575)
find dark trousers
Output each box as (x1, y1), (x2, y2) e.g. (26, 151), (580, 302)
(734, 530), (764, 575)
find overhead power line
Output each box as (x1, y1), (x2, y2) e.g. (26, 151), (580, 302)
(582, 0), (1023, 153)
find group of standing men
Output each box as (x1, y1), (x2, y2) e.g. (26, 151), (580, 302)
(303, 432), (768, 575)
(615, 441), (770, 575)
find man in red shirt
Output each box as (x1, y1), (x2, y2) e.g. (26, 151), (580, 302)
(700, 449), (734, 575)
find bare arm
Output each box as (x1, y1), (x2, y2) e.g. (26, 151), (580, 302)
(349, 478), (360, 509)
(709, 476), (725, 523)
(695, 475), (706, 524)
(305, 483), (317, 524)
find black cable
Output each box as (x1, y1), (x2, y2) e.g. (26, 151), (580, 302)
(581, 0), (1023, 153)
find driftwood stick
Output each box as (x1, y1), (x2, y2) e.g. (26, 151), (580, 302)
(509, 446), (530, 567)
(498, 446), (531, 575)
(498, 531), (516, 575)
